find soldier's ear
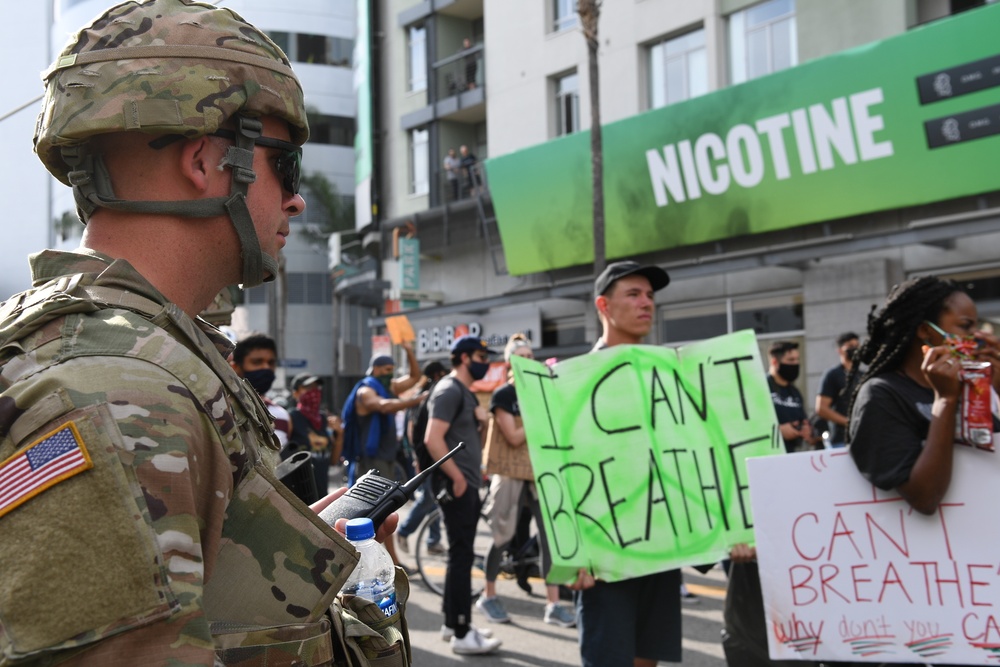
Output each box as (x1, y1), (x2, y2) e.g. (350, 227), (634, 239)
(178, 135), (217, 193)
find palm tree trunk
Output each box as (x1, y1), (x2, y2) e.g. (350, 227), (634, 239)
(579, 0), (605, 278)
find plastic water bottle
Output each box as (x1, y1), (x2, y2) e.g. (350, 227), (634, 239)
(341, 518), (398, 617)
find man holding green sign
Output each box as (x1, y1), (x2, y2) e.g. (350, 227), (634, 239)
(511, 261), (782, 667)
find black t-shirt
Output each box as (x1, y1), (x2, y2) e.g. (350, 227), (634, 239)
(849, 372), (933, 491)
(818, 364), (854, 444)
(768, 375), (806, 453)
(489, 382), (519, 417)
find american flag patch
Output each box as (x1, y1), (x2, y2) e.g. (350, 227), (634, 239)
(0, 422), (92, 519)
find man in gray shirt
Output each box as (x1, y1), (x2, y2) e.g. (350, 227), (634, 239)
(424, 335), (502, 655)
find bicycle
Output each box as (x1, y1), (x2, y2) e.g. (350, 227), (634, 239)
(413, 488), (541, 598)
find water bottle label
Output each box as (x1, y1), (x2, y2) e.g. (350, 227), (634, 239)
(378, 591), (398, 617)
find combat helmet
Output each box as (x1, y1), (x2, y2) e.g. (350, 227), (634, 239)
(33, 0), (308, 287)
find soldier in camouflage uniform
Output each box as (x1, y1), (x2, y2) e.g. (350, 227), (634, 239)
(0, 2), (408, 665)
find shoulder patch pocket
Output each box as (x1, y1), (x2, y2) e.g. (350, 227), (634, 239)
(0, 403), (176, 663)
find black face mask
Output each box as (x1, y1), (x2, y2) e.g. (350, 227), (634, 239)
(777, 363), (800, 383)
(468, 360), (490, 381)
(243, 368), (276, 395)
(844, 347), (858, 362)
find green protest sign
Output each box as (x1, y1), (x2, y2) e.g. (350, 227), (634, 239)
(511, 330), (781, 584)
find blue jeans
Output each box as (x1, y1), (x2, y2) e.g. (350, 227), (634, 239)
(398, 478), (440, 545)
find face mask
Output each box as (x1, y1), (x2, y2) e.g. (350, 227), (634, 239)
(469, 360), (490, 381)
(844, 347), (858, 362)
(243, 368), (275, 395)
(376, 374), (393, 391)
(777, 363), (800, 383)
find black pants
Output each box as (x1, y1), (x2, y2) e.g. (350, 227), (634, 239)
(440, 485), (481, 635)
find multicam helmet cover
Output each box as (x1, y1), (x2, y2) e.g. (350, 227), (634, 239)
(32, 0), (309, 287)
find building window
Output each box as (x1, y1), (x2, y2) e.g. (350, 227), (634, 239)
(268, 31), (353, 67)
(408, 24), (427, 92)
(243, 283), (270, 305)
(729, 0), (797, 85)
(659, 292), (803, 345)
(307, 114), (356, 147)
(410, 128), (429, 195)
(649, 28), (708, 109)
(554, 72), (580, 137)
(553, 0), (578, 32)
(287, 273), (333, 305)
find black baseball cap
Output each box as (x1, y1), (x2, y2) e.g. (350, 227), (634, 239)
(450, 335), (496, 355)
(594, 261), (670, 297)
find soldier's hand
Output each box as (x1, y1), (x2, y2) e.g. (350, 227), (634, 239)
(311, 488), (400, 544)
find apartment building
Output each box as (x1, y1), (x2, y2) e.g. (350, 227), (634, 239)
(347, 0), (1000, 402)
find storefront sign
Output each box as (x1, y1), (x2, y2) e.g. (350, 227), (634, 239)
(511, 330), (778, 584)
(485, 6), (1000, 275)
(413, 307), (541, 357)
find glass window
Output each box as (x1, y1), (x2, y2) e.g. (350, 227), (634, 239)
(265, 32), (352, 67)
(729, 0), (797, 85)
(554, 0), (578, 32)
(243, 283), (270, 305)
(732, 293), (803, 334)
(284, 273), (332, 305)
(307, 114), (356, 147)
(554, 72), (580, 137)
(408, 24), (427, 92)
(649, 28), (708, 109)
(542, 317), (587, 348)
(410, 128), (429, 195)
(661, 302), (728, 345)
(659, 292), (803, 344)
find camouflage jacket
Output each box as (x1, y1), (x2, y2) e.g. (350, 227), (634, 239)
(0, 250), (357, 666)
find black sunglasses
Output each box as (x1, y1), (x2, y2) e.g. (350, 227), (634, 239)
(148, 130), (302, 194)
(212, 129), (302, 194)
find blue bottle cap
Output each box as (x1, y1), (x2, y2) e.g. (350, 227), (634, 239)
(345, 517), (376, 541)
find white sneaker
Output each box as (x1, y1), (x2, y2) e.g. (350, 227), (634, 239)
(440, 624), (494, 642)
(475, 595), (511, 623)
(450, 627), (502, 655)
(543, 602), (576, 628)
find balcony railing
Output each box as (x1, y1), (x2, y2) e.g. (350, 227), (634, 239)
(431, 159), (488, 207)
(432, 43), (484, 100)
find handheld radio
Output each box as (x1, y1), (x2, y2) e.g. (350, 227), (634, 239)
(318, 441), (466, 530)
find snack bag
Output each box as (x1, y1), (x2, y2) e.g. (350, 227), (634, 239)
(957, 360), (994, 450)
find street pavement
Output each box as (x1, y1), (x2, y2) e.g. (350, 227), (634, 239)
(392, 504), (730, 666)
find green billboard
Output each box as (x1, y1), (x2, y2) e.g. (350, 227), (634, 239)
(485, 6), (1000, 275)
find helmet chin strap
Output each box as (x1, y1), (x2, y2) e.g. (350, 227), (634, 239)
(62, 115), (277, 288)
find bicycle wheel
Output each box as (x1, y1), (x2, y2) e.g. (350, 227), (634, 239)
(414, 506), (492, 599)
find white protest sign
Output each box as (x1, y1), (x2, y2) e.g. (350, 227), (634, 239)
(749, 447), (1000, 664)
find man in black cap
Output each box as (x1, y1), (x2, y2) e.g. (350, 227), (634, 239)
(591, 260), (671, 348)
(572, 260), (680, 667)
(341, 341), (423, 485)
(424, 334), (503, 655)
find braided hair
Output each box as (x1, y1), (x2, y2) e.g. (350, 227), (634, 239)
(845, 275), (965, 440)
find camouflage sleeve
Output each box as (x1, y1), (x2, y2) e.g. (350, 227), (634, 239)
(0, 354), (237, 666)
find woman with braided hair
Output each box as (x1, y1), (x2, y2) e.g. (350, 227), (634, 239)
(848, 275), (1000, 515)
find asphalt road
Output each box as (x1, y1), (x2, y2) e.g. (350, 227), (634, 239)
(392, 501), (730, 666)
